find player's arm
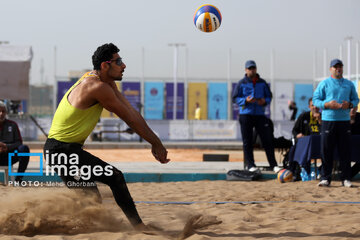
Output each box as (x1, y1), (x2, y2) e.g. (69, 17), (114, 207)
(7, 122), (22, 152)
(92, 82), (169, 163)
(292, 113), (304, 139)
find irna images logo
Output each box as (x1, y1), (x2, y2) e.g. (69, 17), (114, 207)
(8, 150), (113, 180)
(8, 150), (43, 176)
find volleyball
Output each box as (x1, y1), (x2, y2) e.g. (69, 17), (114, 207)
(193, 4), (222, 33)
(277, 169), (293, 183)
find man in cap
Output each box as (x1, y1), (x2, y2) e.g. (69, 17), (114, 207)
(313, 59), (359, 187)
(232, 60), (281, 173)
(0, 101), (30, 183)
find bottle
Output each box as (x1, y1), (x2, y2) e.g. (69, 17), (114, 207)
(300, 167), (310, 181)
(310, 160), (316, 180)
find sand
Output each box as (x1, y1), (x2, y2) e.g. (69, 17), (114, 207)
(1, 148), (360, 239)
(0, 180), (360, 239)
(31, 148), (281, 163)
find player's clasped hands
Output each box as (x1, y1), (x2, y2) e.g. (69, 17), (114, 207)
(246, 96), (265, 106)
(246, 96), (256, 103)
(326, 100), (351, 109)
(152, 144), (170, 164)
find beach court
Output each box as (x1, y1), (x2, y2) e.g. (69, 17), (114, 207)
(0, 143), (360, 239)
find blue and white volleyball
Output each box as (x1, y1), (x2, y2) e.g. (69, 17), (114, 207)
(193, 4), (222, 33)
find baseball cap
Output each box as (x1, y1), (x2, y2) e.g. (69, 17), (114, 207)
(330, 59), (343, 68)
(245, 60), (257, 69)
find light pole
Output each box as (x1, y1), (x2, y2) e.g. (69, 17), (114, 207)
(270, 48), (275, 120)
(345, 36), (353, 80)
(53, 45), (57, 114)
(227, 48), (231, 120)
(356, 41), (359, 82)
(168, 43), (186, 120)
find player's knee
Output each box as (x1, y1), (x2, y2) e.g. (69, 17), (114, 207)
(112, 168), (126, 183)
(18, 144), (30, 153)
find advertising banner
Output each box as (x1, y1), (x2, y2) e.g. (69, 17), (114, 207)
(165, 83), (184, 119)
(57, 81), (74, 106)
(294, 84), (313, 118)
(231, 82), (239, 120)
(144, 82), (164, 120)
(208, 83), (227, 120)
(122, 82), (141, 112)
(188, 82), (207, 120)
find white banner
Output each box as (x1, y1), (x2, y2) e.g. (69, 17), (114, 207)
(274, 82), (293, 121)
(192, 120), (237, 140)
(169, 121), (190, 140)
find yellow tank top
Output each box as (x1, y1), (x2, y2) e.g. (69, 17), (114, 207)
(48, 72), (103, 144)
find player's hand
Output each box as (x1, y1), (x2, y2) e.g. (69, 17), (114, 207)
(257, 98), (266, 106)
(325, 100), (342, 109)
(246, 96), (256, 103)
(296, 133), (304, 139)
(151, 144), (170, 164)
(0, 142), (7, 153)
(340, 100), (350, 110)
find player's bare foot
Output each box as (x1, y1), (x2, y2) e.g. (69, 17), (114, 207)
(134, 223), (162, 235)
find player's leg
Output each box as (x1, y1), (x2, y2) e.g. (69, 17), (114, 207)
(75, 149), (143, 227)
(6, 145), (30, 181)
(336, 121), (351, 182)
(239, 114), (255, 169)
(320, 121), (336, 183)
(255, 116), (277, 168)
(16, 145), (30, 175)
(44, 139), (143, 227)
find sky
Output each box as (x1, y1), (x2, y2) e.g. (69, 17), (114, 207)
(1, 0), (360, 85)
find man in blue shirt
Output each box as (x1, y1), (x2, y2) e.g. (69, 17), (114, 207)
(232, 60), (280, 173)
(313, 59), (359, 187)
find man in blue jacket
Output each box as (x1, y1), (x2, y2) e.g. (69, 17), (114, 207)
(313, 59), (359, 187)
(232, 60), (280, 173)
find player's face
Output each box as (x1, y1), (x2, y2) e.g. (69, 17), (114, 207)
(309, 100), (319, 114)
(330, 64), (343, 79)
(0, 106), (6, 123)
(245, 67), (257, 78)
(107, 53), (126, 81)
(309, 100), (315, 112)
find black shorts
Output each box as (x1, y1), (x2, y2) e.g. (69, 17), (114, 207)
(43, 138), (115, 187)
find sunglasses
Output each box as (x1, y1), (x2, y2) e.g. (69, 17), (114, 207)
(106, 57), (123, 66)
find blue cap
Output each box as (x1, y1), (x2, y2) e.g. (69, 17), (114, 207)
(330, 59), (343, 68)
(245, 60), (256, 69)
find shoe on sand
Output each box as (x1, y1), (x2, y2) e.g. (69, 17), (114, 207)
(273, 166), (282, 173)
(318, 180), (330, 187)
(249, 167), (260, 173)
(342, 180), (352, 188)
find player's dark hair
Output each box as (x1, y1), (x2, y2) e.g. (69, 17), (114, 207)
(92, 43), (120, 70)
(308, 97), (313, 105)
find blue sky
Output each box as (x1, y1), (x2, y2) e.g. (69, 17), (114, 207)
(1, 0), (359, 84)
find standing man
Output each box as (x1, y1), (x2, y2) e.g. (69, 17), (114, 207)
(44, 43), (169, 230)
(232, 60), (281, 173)
(0, 101), (30, 182)
(313, 59), (359, 187)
